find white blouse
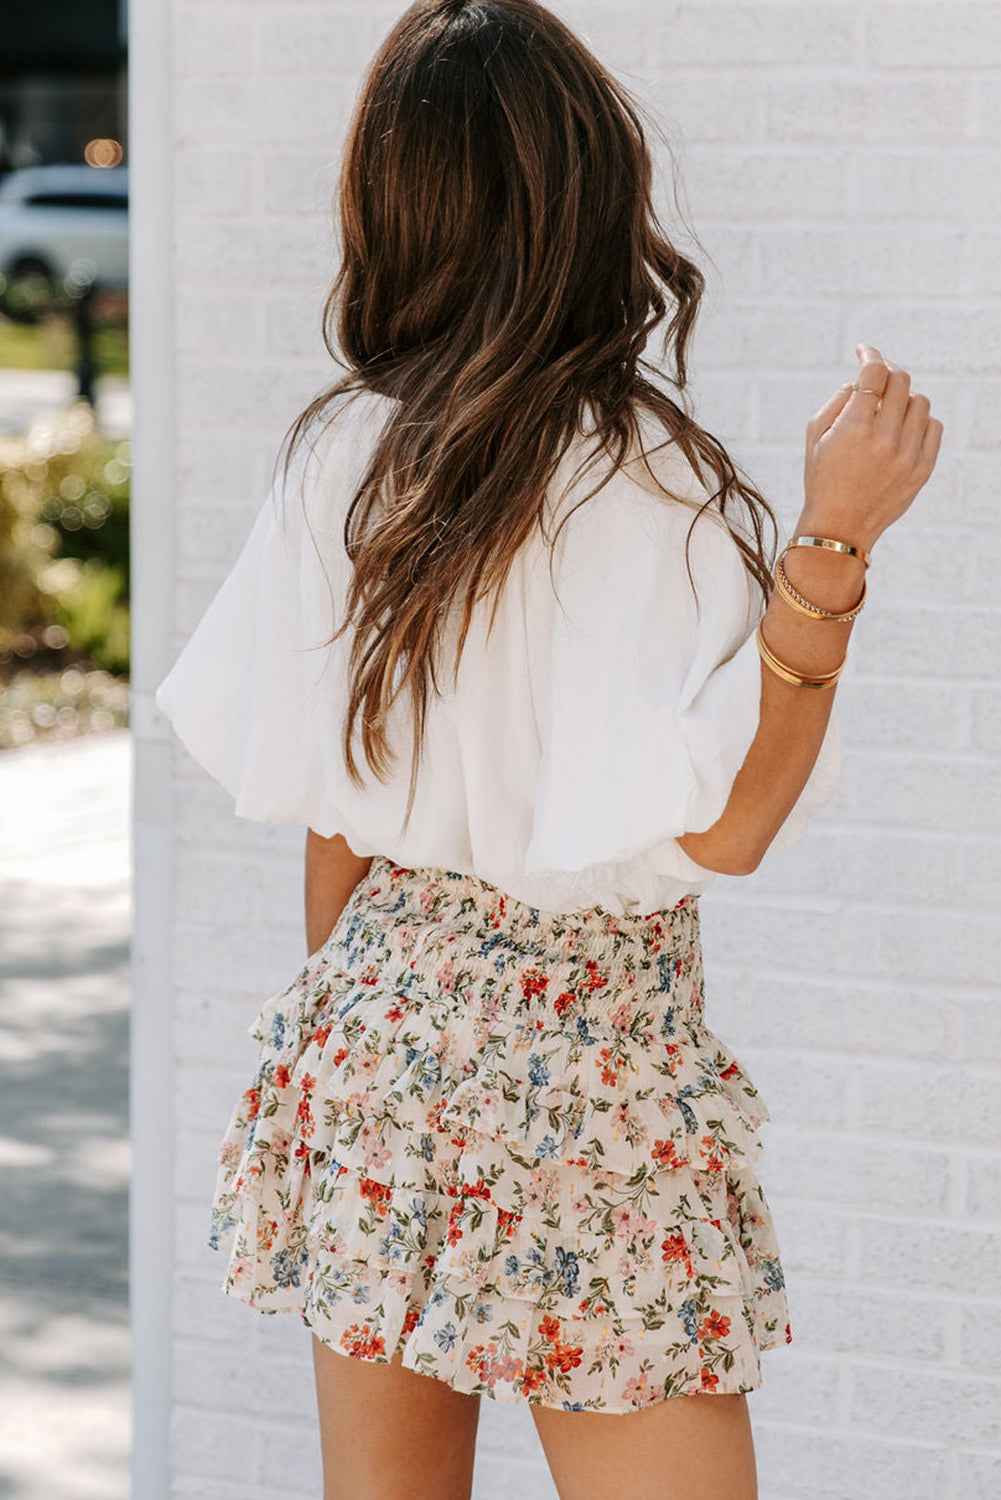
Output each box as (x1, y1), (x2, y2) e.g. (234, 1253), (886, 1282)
(154, 388), (841, 916)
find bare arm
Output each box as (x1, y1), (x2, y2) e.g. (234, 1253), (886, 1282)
(304, 829), (374, 956)
(677, 343), (943, 876)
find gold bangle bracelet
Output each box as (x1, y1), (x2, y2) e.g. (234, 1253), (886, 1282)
(756, 622), (846, 689)
(787, 534), (873, 569)
(775, 554), (867, 622)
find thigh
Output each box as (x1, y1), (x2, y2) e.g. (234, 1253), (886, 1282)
(311, 1334), (482, 1500)
(530, 1391), (757, 1500)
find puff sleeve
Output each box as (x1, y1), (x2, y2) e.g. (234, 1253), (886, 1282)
(522, 475), (842, 891)
(153, 441), (361, 839)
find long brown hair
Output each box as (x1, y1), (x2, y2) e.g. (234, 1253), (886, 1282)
(280, 0), (778, 827)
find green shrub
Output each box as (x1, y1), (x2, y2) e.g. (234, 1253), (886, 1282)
(53, 558), (130, 675)
(0, 402), (130, 673)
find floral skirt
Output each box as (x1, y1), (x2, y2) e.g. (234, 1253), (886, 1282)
(209, 855), (792, 1413)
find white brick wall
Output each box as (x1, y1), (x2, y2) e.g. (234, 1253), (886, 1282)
(131, 2), (1001, 1496)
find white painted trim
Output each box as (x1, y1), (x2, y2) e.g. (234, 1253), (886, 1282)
(127, 0), (176, 1490)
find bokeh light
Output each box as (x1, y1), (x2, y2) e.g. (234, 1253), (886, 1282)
(84, 138), (123, 168)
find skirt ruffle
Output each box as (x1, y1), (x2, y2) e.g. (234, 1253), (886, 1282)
(209, 856), (792, 1412)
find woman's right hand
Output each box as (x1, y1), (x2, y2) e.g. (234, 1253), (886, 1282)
(798, 342), (944, 553)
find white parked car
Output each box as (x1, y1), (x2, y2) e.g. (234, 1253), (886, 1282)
(0, 164), (128, 290)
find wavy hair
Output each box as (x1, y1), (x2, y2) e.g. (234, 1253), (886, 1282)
(280, 0), (778, 827)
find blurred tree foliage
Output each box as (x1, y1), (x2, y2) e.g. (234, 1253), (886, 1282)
(0, 403), (130, 676)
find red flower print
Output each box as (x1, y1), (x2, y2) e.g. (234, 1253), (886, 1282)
(359, 965), (379, 986)
(446, 1206), (465, 1246)
(539, 1315), (562, 1343)
(554, 991), (576, 1018)
(401, 1304), (422, 1339)
(718, 1060), (739, 1081)
(496, 1206), (519, 1237)
(340, 1321), (387, 1359)
(295, 1089), (315, 1139)
(465, 1341), (522, 1388)
(660, 1230), (689, 1263)
(386, 1004), (406, 1023)
(598, 1047), (626, 1088)
(273, 1064), (290, 1089)
(331, 1047), (349, 1067)
(242, 1086), (260, 1122)
(312, 1024), (332, 1049)
(700, 1367), (719, 1392)
(698, 1133), (725, 1173)
(698, 1309), (731, 1342)
(583, 959), (608, 992)
(549, 1341), (584, 1374)
(520, 1363), (547, 1395)
(460, 1176), (492, 1201)
(520, 968), (550, 1001)
(359, 1176), (393, 1218)
(651, 1138), (681, 1168)
(784, 1322), (792, 1344)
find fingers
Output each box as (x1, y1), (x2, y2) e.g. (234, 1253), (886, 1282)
(844, 342), (890, 417)
(813, 341), (943, 479)
(919, 414), (944, 475)
(806, 381), (855, 440)
(876, 358), (912, 432)
(899, 390), (931, 460)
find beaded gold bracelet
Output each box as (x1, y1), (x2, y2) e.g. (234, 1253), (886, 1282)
(775, 553), (867, 622)
(756, 622), (847, 689)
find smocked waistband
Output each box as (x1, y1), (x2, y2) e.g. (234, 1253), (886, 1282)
(357, 853), (700, 970)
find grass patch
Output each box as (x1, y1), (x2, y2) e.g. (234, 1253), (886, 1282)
(0, 315), (129, 376)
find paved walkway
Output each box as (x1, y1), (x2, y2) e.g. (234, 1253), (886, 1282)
(0, 728), (131, 1500)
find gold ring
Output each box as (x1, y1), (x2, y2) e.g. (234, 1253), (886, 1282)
(852, 384), (883, 396)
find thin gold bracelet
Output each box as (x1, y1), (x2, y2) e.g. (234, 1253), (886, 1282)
(787, 534), (873, 569)
(775, 554), (867, 622)
(756, 622), (846, 689)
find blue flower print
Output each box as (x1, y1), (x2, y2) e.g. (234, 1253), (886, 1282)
(270, 1245), (308, 1289)
(474, 1302), (493, 1323)
(677, 1085), (699, 1135)
(434, 1321), (458, 1353)
(660, 1006), (676, 1039)
(536, 1134), (558, 1158)
(270, 1011), (286, 1049)
(505, 1254), (521, 1276)
(528, 1053), (550, 1087)
(555, 1246), (580, 1296)
(760, 1258), (785, 1292)
(575, 1015), (598, 1046)
(418, 1134), (435, 1162)
(678, 1297), (699, 1343)
(657, 953), (680, 992)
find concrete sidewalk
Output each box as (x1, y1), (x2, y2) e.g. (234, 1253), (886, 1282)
(0, 728), (131, 1500)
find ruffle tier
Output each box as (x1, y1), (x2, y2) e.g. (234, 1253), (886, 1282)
(209, 857), (792, 1411)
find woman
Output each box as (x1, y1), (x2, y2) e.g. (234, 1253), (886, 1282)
(155, 2), (942, 1497)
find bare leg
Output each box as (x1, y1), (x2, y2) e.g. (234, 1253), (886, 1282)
(530, 1391), (757, 1500)
(311, 1334), (482, 1500)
